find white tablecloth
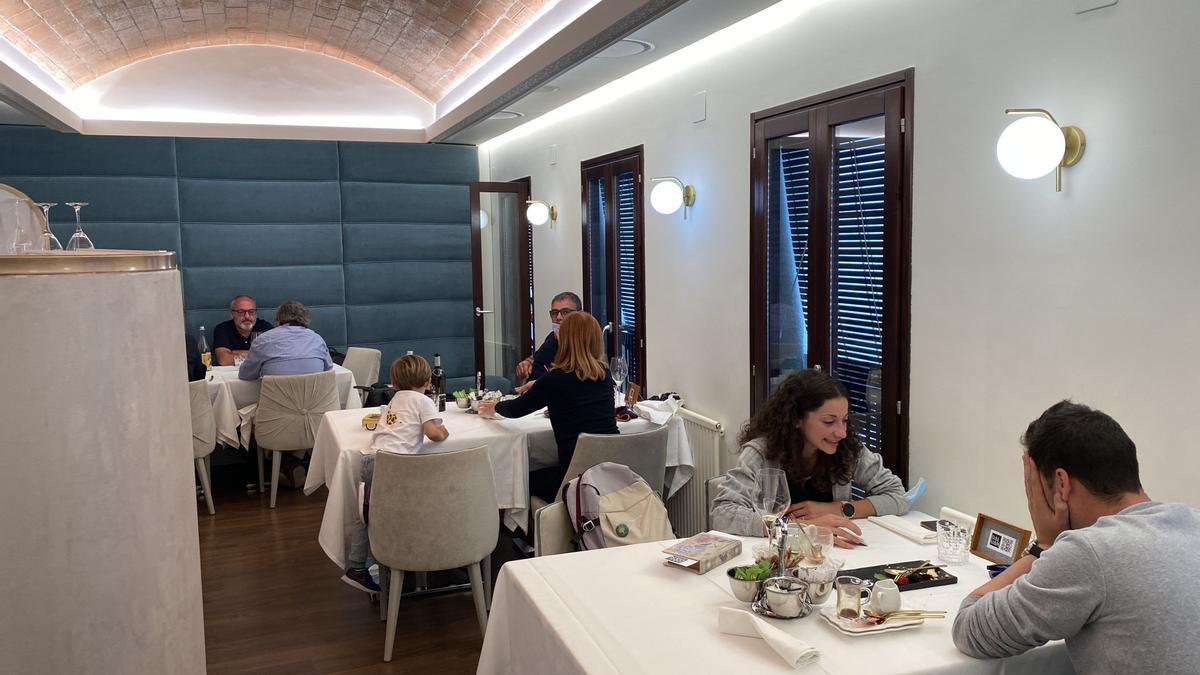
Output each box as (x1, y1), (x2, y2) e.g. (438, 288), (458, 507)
(304, 406), (695, 569)
(205, 364), (361, 448)
(477, 514), (1072, 675)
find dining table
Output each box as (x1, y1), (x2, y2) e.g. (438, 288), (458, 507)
(303, 403), (695, 569)
(476, 513), (1072, 675)
(205, 364), (361, 448)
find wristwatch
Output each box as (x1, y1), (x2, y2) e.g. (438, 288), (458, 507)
(1026, 542), (1045, 559)
(841, 501), (855, 517)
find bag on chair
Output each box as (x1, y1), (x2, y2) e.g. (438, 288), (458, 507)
(561, 462), (674, 551)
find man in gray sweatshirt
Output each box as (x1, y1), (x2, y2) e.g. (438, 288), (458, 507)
(952, 400), (1200, 673)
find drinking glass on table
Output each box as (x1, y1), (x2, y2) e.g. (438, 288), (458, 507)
(755, 467), (791, 535)
(609, 356), (628, 395)
(937, 519), (971, 565)
(64, 202), (93, 251)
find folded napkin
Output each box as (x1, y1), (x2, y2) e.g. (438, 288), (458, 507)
(870, 515), (937, 544)
(237, 402), (258, 450)
(718, 607), (820, 669)
(632, 397), (682, 425)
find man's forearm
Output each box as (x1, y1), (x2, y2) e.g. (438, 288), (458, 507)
(969, 554), (1035, 597)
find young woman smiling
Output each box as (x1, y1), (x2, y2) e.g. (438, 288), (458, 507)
(711, 369), (908, 547)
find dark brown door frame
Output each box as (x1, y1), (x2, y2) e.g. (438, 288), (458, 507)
(510, 175), (535, 353)
(469, 180), (531, 388)
(580, 145), (647, 389)
(749, 69), (913, 481)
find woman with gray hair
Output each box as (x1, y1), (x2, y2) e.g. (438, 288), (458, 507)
(238, 300), (332, 380)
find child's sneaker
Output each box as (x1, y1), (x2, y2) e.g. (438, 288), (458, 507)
(341, 567), (380, 593)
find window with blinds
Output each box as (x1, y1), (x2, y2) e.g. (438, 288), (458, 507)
(751, 72), (911, 478)
(582, 148), (646, 390)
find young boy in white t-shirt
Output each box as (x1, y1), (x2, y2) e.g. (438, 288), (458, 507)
(342, 354), (449, 593)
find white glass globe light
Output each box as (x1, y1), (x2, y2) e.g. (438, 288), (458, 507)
(478, 210), (490, 229)
(650, 180), (685, 214)
(996, 116), (1066, 179)
(526, 201), (550, 226)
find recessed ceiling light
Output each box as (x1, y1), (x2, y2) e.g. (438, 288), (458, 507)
(488, 110), (525, 121)
(536, 85), (560, 94)
(593, 38), (654, 59)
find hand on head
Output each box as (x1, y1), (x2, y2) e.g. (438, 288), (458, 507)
(1023, 452), (1070, 547)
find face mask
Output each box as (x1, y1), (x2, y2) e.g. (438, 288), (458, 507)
(551, 322), (560, 333)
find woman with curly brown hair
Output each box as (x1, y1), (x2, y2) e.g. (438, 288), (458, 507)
(711, 369), (908, 547)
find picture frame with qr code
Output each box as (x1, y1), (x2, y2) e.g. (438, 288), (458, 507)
(969, 513), (1032, 565)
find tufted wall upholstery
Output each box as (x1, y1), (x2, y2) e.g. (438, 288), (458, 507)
(0, 125), (481, 388)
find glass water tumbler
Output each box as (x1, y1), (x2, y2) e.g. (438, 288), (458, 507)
(937, 519), (971, 565)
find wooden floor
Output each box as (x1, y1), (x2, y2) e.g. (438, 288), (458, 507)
(198, 481), (491, 674)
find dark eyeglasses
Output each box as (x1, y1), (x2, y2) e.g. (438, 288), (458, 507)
(232, 309), (257, 316)
(549, 308), (577, 319)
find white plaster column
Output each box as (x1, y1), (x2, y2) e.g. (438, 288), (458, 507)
(0, 252), (206, 674)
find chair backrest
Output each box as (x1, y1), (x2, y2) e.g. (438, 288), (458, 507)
(533, 501), (575, 556)
(255, 370), (339, 452)
(344, 347), (382, 389)
(188, 380), (216, 459)
(368, 445), (499, 571)
(556, 425), (670, 500)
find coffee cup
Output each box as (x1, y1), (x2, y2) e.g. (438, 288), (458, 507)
(763, 576), (811, 618)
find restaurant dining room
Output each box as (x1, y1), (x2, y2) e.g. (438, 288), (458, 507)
(4, 0), (1200, 673)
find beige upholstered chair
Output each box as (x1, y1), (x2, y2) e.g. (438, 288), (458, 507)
(557, 425), (670, 499)
(369, 446), (498, 662)
(343, 347), (382, 403)
(188, 380), (217, 515)
(533, 501), (574, 556)
(254, 370), (339, 508)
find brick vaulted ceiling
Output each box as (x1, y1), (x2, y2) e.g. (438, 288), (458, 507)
(0, 0), (554, 100)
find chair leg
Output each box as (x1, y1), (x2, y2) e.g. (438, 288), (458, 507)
(269, 451), (282, 508)
(482, 554), (493, 611)
(378, 565), (388, 622)
(256, 446), (264, 494)
(468, 561), (488, 638)
(383, 569), (404, 662)
(195, 458), (215, 515)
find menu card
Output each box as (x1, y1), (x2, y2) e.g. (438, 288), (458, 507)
(662, 533), (742, 574)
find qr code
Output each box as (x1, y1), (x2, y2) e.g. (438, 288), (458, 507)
(987, 531), (1016, 555)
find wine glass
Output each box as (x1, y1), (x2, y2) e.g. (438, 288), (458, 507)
(64, 202), (93, 251)
(755, 468), (791, 534)
(34, 202), (62, 251)
(610, 356), (628, 394)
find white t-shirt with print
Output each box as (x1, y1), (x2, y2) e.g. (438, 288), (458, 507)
(369, 390), (442, 455)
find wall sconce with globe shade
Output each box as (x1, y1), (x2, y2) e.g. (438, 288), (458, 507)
(996, 108), (1085, 192)
(649, 177), (696, 218)
(526, 200), (557, 227)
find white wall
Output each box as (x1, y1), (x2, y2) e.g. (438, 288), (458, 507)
(480, 0), (1200, 528)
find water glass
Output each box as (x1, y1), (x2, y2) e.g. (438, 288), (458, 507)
(805, 525), (835, 564)
(937, 519), (971, 565)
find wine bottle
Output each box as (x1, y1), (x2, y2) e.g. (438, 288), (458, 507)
(198, 326), (211, 370)
(431, 353), (446, 400)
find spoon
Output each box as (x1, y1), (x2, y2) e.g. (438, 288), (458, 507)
(883, 561), (942, 577)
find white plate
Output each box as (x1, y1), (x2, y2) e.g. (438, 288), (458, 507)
(819, 607), (923, 636)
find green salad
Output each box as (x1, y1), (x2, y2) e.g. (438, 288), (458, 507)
(733, 558), (775, 581)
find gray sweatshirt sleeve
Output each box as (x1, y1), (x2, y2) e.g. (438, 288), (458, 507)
(952, 533), (1103, 659)
(710, 443), (773, 537)
(852, 449), (909, 516)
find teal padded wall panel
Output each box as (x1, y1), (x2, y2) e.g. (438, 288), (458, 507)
(343, 222), (470, 262)
(340, 183), (470, 223)
(176, 138), (338, 180)
(46, 222), (181, 255)
(4, 176), (180, 223)
(181, 223), (343, 267)
(339, 141), (478, 184)
(179, 179), (341, 223)
(0, 126), (175, 176)
(344, 261), (470, 303)
(183, 266), (345, 308)
(346, 302), (473, 343)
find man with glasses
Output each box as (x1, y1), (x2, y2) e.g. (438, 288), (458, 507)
(514, 291), (581, 393)
(213, 295), (274, 366)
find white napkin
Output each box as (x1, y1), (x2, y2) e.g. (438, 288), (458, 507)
(869, 515), (937, 544)
(632, 397), (682, 425)
(237, 402), (258, 449)
(718, 607), (820, 669)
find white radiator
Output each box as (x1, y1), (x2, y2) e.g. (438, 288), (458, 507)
(667, 407), (725, 537)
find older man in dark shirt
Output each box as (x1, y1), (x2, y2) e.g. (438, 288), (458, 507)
(213, 294), (273, 365)
(514, 291), (582, 393)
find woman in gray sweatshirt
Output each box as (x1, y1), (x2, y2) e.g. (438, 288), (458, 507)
(711, 369), (908, 545)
